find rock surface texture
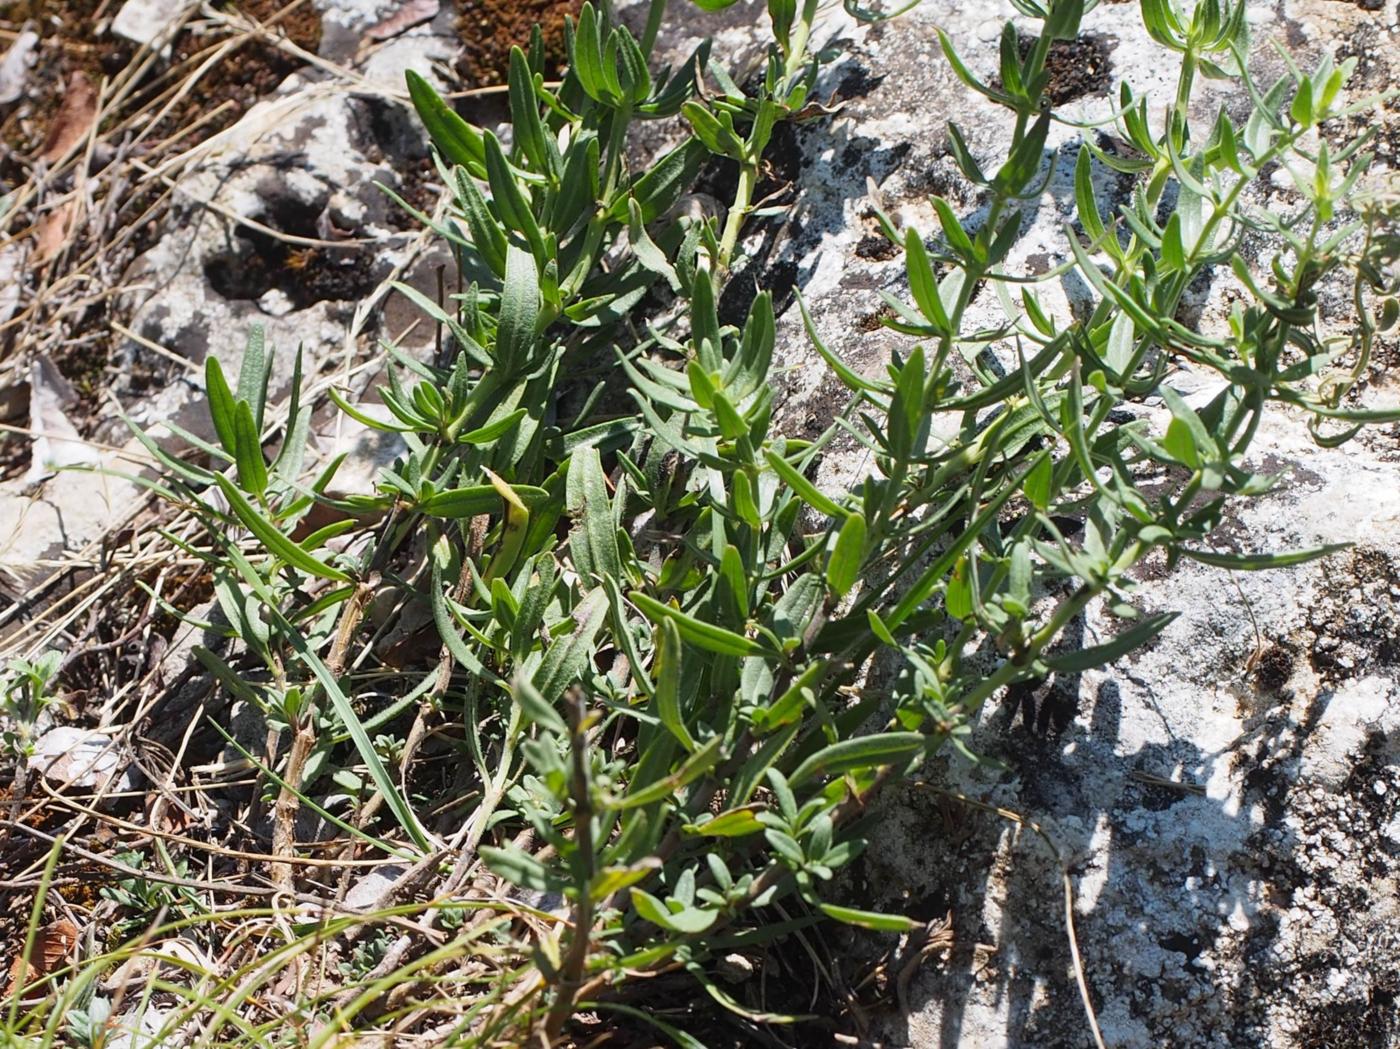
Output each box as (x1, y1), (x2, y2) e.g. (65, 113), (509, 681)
(638, 0), (1399, 1045)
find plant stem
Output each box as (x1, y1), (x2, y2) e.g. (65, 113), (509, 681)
(716, 160), (756, 275)
(271, 579), (374, 890)
(543, 691), (597, 1043)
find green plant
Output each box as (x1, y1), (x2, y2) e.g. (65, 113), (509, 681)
(99, 849), (206, 940)
(1, 651), (63, 759)
(61, 996), (111, 1049)
(338, 928), (395, 980)
(47, 0), (1396, 1044)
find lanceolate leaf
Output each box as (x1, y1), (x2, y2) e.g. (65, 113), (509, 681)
(629, 592), (769, 658)
(484, 132), (545, 258)
(612, 139), (708, 223)
(817, 903), (919, 932)
(612, 734), (723, 810)
(567, 447), (623, 584)
(653, 617), (697, 752)
(420, 482), (548, 519)
(534, 587), (609, 706)
(237, 325), (269, 431)
(214, 474), (350, 582)
(765, 448), (843, 517)
(1043, 612), (1178, 672)
(406, 70), (485, 173)
(231, 400), (268, 500)
(1181, 543), (1350, 571)
(826, 512), (867, 599)
(787, 732), (928, 788)
(496, 246), (541, 373)
(204, 356), (238, 457)
(279, 608), (430, 851)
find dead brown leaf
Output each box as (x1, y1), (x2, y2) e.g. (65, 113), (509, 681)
(38, 70), (98, 165)
(33, 198), (79, 267)
(364, 0), (440, 42)
(6, 918), (80, 995)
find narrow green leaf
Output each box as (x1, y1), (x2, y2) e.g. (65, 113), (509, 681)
(571, 2), (610, 102)
(508, 46), (550, 174)
(686, 360), (717, 409)
(406, 70), (486, 173)
(685, 807), (764, 837)
(904, 228), (950, 333)
(1160, 211), (1186, 271)
(730, 468), (761, 530)
(787, 732), (927, 788)
(420, 483), (547, 518)
(630, 591), (768, 657)
(1159, 386), (1216, 465)
(931, 195), (977, 261)
(451, 168), (508, 279)
(936, 28), (1017, 109)
(534, 587), (609, 705)
(614, 139), (708, 223)
(1163, 417), (1200, 468)
(484, 131), (544, 257)
(231, 400), (268, 499)
(1074, 145), (1106, 244)
(496, 245), (541, 372)
(567, 446), (623, 584)
(681, 100), (745, 160)
(753, 658), (827, 731)
(628, 199), (682, 292)
(1023, 453), (1054, 511)
(653, 618), (697, 752)
(817, 903), (919, 932)
(589, 861), (662, 901)
(1290, 77), (1314, 128)
(205, 355), (238, 457)
(237, 325), (268, 431)
(613, 733), (723, 810)
(214, 474), (350, 582)
(796, 291), (882, 393)
(765, 448), (842, 517)
(581, 1003), (706, 1049)
(283, 611), (429, 850)
(1181, 543), (1349, 571)
(273, 346), (309, 481)
(866, 610), (896, 648)
(826, 512), (867, 599)
(1044, 612), (1178, 672)
(513, 674), (567, 734)
(458, 407), (528, 446)
(719, 543), (751, 618)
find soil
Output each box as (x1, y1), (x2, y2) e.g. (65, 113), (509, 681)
(0, 0), (133, 166)
(1305, 545), (1400, 681)
(203, 189), (381, 310)
(454, 0), (580, 86)
(987, 32), (1114, 108)
(1251, 643), (1296, 693)
(159, 0), (323, 139)
(0, 1), (321, 163)
(1027, 34), (1115, 106)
